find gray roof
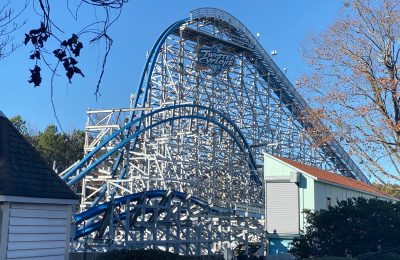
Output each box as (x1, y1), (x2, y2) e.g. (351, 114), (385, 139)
(0, 112), (78, 200)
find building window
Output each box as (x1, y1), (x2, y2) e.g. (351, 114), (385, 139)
(327, 197), (332, 207)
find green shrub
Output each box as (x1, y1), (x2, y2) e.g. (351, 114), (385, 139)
(99, 249), (182, 260)
(289, 198), (400, 258)
(98, 249), (224, 260)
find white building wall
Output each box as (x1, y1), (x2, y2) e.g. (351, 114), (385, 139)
(4, 203), (72, 260)
(331, 186), (344, 203)
(299, 174), (314, 232)
(314, 182), (379, 210)
(0, 203), (10, 260)
(266, 182), (299, 235)
(264, 157), (294, 177)
(314, 182), (326, 210)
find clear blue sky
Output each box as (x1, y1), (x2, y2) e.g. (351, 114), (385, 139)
(0, 0), (343, 132)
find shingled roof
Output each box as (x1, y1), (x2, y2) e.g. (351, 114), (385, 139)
(0, 111), (78, 200)
(272, 155), (394, 199)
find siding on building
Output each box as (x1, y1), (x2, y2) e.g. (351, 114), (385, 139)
(298, 174), (314, 231)
(264, 156), (293, 177)
(0, 112), (78, 260)
(266, 182), (299, 234)
(5, 203), (71, 260)
(264, 153), (398, 256)
(0, 203), (10, 260)
(314, 182), (378, 210)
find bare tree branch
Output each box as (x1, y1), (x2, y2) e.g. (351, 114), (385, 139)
(301, 0), (400, 182)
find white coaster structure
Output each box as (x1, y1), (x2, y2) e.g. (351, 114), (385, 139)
(61, 8), (369, 256)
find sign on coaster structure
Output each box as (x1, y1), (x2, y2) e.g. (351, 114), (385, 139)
(196, 44), (236, 75)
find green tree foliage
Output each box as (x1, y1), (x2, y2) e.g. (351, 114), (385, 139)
(10, 115), (28, 135)
(10, 115), (84, 172)
(10, 115), (38, 145)
(64, 130), (86, 168)
(289, 197), (400, 258)
(36, 125), (64, 168)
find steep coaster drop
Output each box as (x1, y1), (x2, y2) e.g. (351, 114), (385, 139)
(60, 8), (369, 256)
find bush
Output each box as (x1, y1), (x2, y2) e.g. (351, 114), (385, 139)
(99, 249), (182, 260)
(289, 197), (400, 258)
(98, 249), (224, 260)
(356, 246), (400, 260)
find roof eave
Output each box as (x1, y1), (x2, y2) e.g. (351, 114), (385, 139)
(316, 179), (400, 201)
(0, 195), (79, 205)
(264, 153), (318, 180)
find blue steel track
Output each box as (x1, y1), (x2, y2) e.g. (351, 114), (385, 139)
(74, 190), (257, 239)
(63, 104), (261, 186)
(64, 8), (369, 239)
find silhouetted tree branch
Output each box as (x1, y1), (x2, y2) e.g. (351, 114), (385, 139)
(0, 1), (28, 60)
(13, 0), (128, 131)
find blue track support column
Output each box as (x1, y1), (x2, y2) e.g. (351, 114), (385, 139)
(152, 207), (157, 250)
(245, 231), (249, 256)
(140, 201), (145, 248)
(166, 224), (170, 252)
(124, 198), (130, 243)
(175, 202), (181, 255)
(185, 198), (191, 255)
(109, 194), (115, 247)
(207, 206), (212, 254)
(196, 224), (201, 255)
